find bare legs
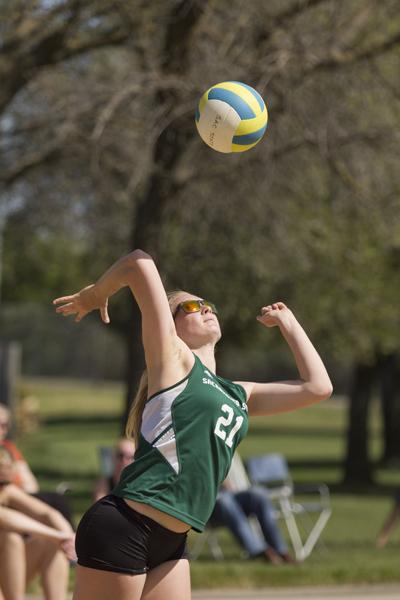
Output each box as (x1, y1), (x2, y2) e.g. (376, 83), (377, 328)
(0, 531), (69, 600)
(0, 531), (25, 600)
(72, 566), (146, 600)
(25, 536), (69, 600)
(72, 559), (191, 600)
(142, 559), (191, 600)
(0, 533), (191, 600)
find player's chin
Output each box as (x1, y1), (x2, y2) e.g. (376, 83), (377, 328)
(211, 327), (222, 342)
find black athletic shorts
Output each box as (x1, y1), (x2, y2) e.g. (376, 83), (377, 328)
(75, 494), (188, 574)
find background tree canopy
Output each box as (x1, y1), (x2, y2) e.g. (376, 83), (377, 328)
(1, 0), (400, 482)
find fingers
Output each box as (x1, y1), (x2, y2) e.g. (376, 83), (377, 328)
(259, 301), (286, 315)
(53, 295), (75, 305)
(275, 301), (287, 309)
(54, 302), (76, 316)
(61, 537), (77, 561)
(100, 304), (110, 324)
(257, 302), (288, 325)
(53, 293), (109, 324)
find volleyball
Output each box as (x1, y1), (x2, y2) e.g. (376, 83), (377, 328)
(195, 81), (268, 154)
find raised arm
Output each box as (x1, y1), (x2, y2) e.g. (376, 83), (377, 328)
(53, 250), (193, 392)
(237, 303), (333, 417)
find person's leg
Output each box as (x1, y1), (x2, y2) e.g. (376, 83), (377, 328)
(211, 491), (266, 557)
(0, 530), (26, 600)
(25, 536), (69, 600)
(141, 559), (191, 600)
(72, 565), (146, 600)
(235, 488), (288, 555)
(376, 501), (400, 548)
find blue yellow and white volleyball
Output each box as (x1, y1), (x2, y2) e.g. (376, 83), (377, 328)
(195, 81), (268, 153)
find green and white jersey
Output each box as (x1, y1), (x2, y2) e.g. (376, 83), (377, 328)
(113, 354), (249, 532)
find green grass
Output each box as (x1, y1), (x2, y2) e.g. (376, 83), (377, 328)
(17, 377), (400, 588)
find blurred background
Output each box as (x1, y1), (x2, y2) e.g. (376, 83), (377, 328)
(0, 0), (400, 590)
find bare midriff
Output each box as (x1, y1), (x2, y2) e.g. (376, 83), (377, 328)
(123, 498), (191, 533)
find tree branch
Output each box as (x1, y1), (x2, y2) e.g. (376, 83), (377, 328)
(306, 29), (400, 74)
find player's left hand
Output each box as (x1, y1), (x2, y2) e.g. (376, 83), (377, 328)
(256, 302), (293, 328)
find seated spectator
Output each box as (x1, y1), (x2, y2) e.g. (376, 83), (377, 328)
(0, 446), (75, 600)
(210, 472), (295, 564)
(0, 403), (74, 528)
(93, 438), (135, 502)
(0, 403), (38, 493)
(376, 488), (400, 548)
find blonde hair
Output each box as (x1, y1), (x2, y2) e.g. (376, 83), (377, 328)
(125, 291), (186, 447)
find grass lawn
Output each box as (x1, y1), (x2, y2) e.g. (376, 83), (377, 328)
(18, 377), (400, 589)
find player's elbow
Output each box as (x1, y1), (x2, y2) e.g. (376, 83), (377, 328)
(307, 380), (333, 403)
(128, 249), (153, 262)
(124, 250), (155, 280)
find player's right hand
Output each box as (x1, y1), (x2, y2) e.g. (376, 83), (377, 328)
(53, 284), (110, 323)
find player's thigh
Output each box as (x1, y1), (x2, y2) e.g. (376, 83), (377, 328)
(142, 558), (191, 600)
(72, 564), (146, 600)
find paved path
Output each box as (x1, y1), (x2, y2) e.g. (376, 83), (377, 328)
(28, 584), (400, 599)
(191, 585), (400, 599)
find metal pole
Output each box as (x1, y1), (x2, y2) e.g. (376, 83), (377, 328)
(0, 213), (4, 306)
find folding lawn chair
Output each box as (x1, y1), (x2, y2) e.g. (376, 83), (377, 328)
(246, 453), (332, 561)
(188, 453), (263, 560)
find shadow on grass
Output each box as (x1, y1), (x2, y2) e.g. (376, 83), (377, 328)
(34, 467), (95, 479)
(248, 425), (380, 440)
(42, 414), (121, 426)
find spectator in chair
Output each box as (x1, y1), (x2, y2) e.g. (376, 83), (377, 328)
(0, 446), (76, 600)
(93, 439), (136, 502)
(211, 474), (294, 564)
(0, 403), (74, 528)
(0, 404), (38, 493)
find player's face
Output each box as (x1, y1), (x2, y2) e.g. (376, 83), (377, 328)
(172, 292), (221, 348)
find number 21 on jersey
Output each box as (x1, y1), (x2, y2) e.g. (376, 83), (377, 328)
(214, 403), (244, 448)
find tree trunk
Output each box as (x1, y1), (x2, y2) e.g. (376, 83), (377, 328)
(122, 0), (205, 429)
(378, 353), (400, 465)
(343, 362), (375, 485)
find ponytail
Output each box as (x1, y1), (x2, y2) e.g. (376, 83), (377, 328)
(125, 290), (185, 447)
(125, 370), (148, 447)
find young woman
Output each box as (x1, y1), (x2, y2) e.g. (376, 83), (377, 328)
(53, 249), (332, 600)
(0, 403), (39, 493)
(0, 447), (75, 600)
(0, 403), (74, 527)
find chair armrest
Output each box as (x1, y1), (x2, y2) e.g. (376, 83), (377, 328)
(293, 483), (329, 495)
(293, 483), (330, 508)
